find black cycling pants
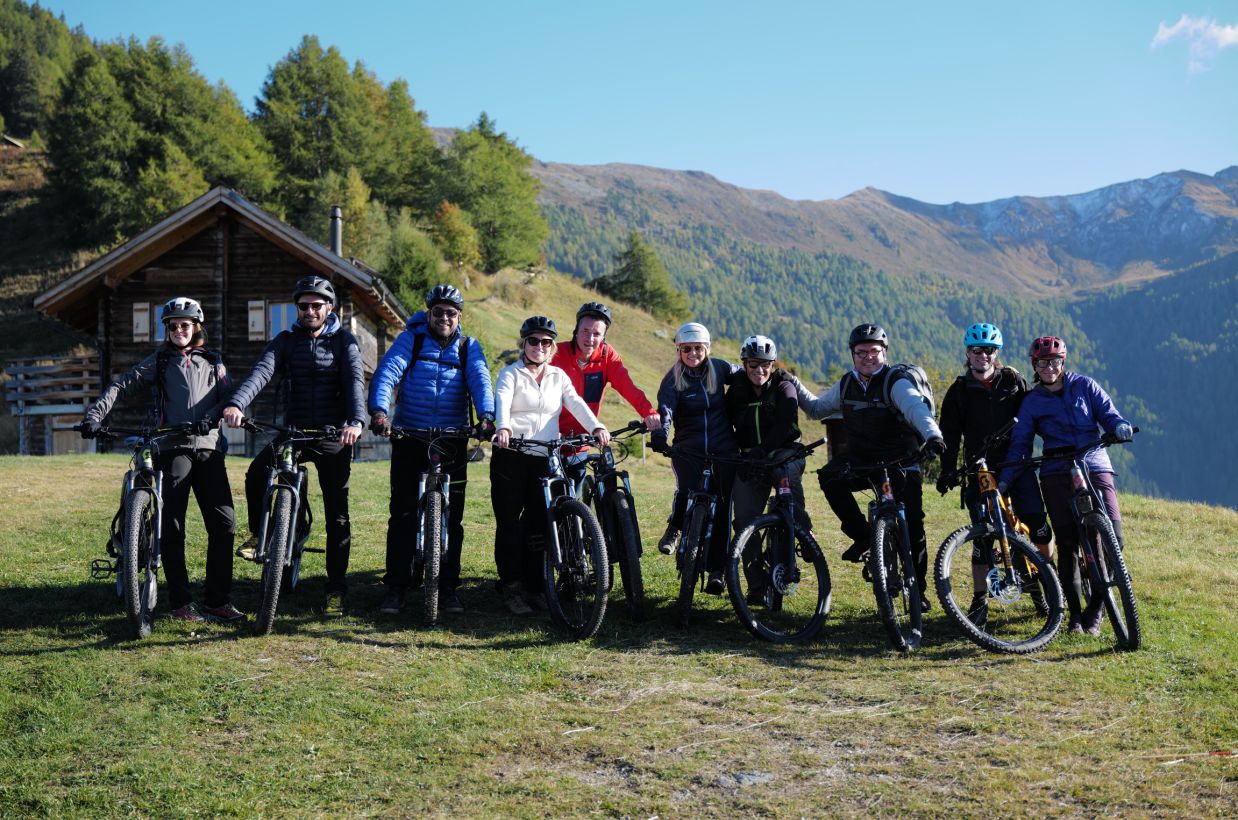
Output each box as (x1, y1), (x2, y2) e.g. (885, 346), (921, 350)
(384, 436), (470, 591)
(158, 449), (236, 609)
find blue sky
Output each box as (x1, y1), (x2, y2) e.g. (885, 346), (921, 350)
(39, 1), (1238, 204)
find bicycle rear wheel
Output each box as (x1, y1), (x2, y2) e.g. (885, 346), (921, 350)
(254, 490), (292, 635)
(727, 515), (831, 644)
(675, 501), (709, 628)
(610, 490), (646, 622)
(870, 516), (922, 651)
(121, 488), (156, 639)
(422, 490), (444, 626)
(543, 498), (609, 640)
(1083, 512), (1141, 650)
(935, 524), (1064, 654)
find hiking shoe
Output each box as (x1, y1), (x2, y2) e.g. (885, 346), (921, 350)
(1068, 617), (1084, 634)
(201, 603), (245, 623)
(705, 571), (725, 595)
(1082, 607), (1104, 637)
(324, 591), (346, 615)
(502, 582), (532, 615)
(441, 590), (465, 614)
(745, 586), (769, 608)
(170, 603), (204, 622)
(235, 535), (259, 561)
(841, 541), (868, 563)
(657, 524), (679, 555)
(379, 588), (405, 615)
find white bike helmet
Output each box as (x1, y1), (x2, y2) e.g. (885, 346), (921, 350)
(675, 322), (711, 346)
(740, 334), (777, 361)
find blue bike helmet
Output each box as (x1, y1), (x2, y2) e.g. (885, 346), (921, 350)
(964, 322), (1003, 349)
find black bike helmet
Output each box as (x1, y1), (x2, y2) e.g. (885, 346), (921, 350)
(520, 315), (558, 339)
(425, 284), (464, 309)
(576, 301), (613, 327)
(161, 296), (204, 324)
(292, 275), (336, 304)
(849, 323), (888, 349)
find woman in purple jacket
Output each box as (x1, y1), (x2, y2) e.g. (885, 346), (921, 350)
(999, 335), (1134, 635)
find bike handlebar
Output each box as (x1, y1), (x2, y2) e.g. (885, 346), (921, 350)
(240, 418), (340, 441)
(995, 426), (1139, 471)
(507, 434), (597, 454)
(389, 425), (481, 441)
(74, 422), (197, 441)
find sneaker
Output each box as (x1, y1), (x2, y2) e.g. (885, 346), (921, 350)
(705, 571), (725, 595)
(440, 590), (465, 614)
(841, 541), (868, 563)
(324, 591), (346, 615)
(502, 582), (532, 615)
(657, 524), (679, 555)
(170, 603), (204, 622)
(1082, 607), (1104, 637)
(235, 535), (258, 561)
(1068, 617), (1084, 634)
(200, 603), (245, 623)
(379, 588), (405, 615)
(745, 586), (769, 607)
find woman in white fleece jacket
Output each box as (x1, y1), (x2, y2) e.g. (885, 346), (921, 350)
(491, 316), (610, 614)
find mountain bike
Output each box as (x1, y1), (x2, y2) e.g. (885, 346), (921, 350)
(725, 438), (832, 644)
(81, 423), (193, 639)
(508, 434), (609, 640)
(935, 421), (1064, 654)
(827, 450), (931, 651)
(242, 419), (337, 635)
(575, 420), (648, 621)
(390, 425), (481, 626)
(1008, 430), (1140, 650)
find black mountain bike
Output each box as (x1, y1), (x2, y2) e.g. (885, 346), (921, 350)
(935, 421), (1064, 654)
(242, 419), (336, 635)
(390, 425), (481, 626)
(1009, 431), (1140, 650)
(725, 438), (832, 644)
(829, 450), (932, 651)
(508, 435), (609, 640)
(81, 423), (193, 639)
(576, 420), (648, 621)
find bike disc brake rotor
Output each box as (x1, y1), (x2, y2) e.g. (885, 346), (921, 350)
(986, 567), (1023, 604)
(769, 563), (799, 596)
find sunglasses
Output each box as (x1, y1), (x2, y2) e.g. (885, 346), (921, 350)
(1034, 358), (1064, 369)
(297, 301), (328, 312)
(430, 307), (460, 319)
(744, 360), (773, 370)
(165, 321), (196, 332)
(968, 346), (998, 356)
(678, 344), (708, 354)
(525, 337), (555, 348)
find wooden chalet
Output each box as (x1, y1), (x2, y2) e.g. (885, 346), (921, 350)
(18, 187), (408, 455)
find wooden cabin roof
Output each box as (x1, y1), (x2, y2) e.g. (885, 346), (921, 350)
(34, 186), (408, 334)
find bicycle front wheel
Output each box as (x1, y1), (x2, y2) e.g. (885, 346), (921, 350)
(727, 515), (831, 644)
(1083, 512), (1141, 650)
(121, 488), (156, 639)
(610, 490), (646, 622)
(675, 501), (709, 628)
(870, 516), (922, 651)
(935, 525), (1064, 654)
(254, 490), (292, 635)
(422, 490), (444, 627)
(543, 498), (609, 640)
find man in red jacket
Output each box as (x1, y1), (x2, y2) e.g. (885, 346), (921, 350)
(552, 301), (661, 483)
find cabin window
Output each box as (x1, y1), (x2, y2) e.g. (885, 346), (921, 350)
(154, 304), (167, 342)
(132, 303), (151, 342)
(268, 302), (296, 338)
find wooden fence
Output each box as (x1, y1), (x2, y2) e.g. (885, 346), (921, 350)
(4, 355), (99, 455)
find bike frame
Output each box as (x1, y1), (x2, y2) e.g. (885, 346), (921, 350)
(681, 460), (719, 585)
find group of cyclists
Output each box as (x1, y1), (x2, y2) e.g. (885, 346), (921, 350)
(81, 276), (1135, 637)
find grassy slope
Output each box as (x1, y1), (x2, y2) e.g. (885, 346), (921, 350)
(0, 447), (1234, 816)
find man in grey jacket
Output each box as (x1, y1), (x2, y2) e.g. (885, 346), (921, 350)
(223, 276), (365, 613)
(798, 324), (945, 603)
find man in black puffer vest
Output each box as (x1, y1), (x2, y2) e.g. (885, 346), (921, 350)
(223, 276), (366, 613)
(796, 324), (945, 603)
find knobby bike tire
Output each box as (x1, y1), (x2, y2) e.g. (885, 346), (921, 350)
(1083, 512), (1141, 650)
(121, 488), (156, 639)
(676, 501), (710, 627)
(726, 515), (832, 644)
(870, 516), (922, 651)
(542, 498), (609, 640)
(934, 524), (1064, 654)
(610, 490), (646, 622)
(422, 490), (444, 626)
(254, 489), (293, 635)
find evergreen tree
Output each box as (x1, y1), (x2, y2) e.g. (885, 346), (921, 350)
(431, 201), (482, 270)
(437, 113), (548, 273)
(385, 209), (444, 310)
(593, 230), (689, 321)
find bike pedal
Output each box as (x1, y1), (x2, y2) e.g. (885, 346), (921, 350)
(90, 558), (117, 579)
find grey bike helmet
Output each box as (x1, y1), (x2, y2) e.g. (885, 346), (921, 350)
(740, 334), (777, 361)
(848, 323), (888, 349)
(292, 275), (336, 304)
(162, 296), (204, 324)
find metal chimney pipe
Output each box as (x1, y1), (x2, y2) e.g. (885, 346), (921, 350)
(329, 205), (343, 256)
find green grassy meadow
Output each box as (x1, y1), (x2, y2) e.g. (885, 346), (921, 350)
(1, 448), (1234, 817)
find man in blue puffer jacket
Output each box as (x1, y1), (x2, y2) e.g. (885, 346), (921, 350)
(368, 284), (496, 616)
